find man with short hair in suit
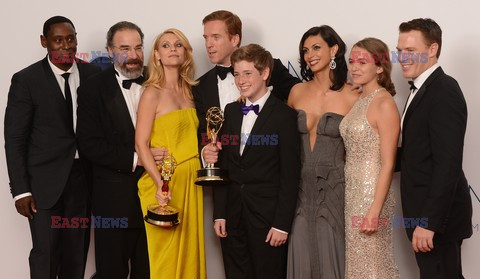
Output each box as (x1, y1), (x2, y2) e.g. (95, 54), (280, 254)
(194, 10), (300, 160)
(77, 21), (159, 278)
(5, 16), (100, 278)
(209, 44), (301, 278)
(397, 18), (473, 279)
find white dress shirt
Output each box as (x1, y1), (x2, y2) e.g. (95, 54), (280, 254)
(114, 66), (145, 171)
(217, 72), (240, 111)
(240, 89), (271, 155)
(399, 63), (440, 146)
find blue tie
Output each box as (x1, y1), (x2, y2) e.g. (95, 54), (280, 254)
(241, 104), (259, 115)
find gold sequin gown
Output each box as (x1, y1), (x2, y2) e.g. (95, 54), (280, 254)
(138, 108), (206, 279)
(339, 89), (399, 279)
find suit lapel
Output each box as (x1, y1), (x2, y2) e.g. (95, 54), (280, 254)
(228, 102), (243, 159)
(41, 57), (72, 131)
(242, 95), (276, 157)
(404, 67), (444, 126)
(103, 66), (135, 137)
(205, 69), (221, 108)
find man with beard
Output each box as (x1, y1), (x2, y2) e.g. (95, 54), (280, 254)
(4, 16), (100, 278)
(77, 21), (158, 278)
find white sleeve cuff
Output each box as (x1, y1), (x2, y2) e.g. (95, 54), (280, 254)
(200, 145), (207, 167)
(214, 219), (226, 222)
(272, 227), (288, 235)
(14, 192), (32, 201)
(133, 152), (138, 172)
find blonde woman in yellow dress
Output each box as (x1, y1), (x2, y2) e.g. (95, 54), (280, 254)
(135, 28), (206, 279)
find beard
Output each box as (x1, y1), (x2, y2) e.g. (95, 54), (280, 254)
(115, 58), (144, 79)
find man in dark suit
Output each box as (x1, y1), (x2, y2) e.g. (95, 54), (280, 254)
(193, 10), (300, 152)
(209, 44), (300, 278)
(77, 21), (154, 278)
(396, 18), (472, 279)
(4, 16), (100, 279)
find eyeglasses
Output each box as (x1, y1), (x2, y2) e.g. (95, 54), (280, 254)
(112, 45), (144, 53)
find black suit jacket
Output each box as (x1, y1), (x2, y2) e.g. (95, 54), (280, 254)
(4, 57), (99, 209)
(76, 66), (145, 228)
(400, 67), (472, 241)
(213, 94), (301, 233)
(193, 58), (300, 148)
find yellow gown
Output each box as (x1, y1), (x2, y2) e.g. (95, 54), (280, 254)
(138, 108), (206, 279)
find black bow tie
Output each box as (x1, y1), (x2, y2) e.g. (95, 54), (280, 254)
(215, 65), (234, 80)
(408, 81), (417, 91)
(122, 76), (144, 89)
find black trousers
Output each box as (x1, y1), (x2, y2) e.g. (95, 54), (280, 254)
(28, 160), (91, 279)
(220, 210), (287, 279)
(94, 227), (149, 279)
(415, 239), (464, 279)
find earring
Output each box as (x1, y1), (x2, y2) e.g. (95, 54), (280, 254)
(329, 56), (336, 70)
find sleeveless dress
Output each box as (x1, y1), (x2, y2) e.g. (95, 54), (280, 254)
(287, 111), (346, 279)
(339, 89), (399, 279)
(138, 108), (206, 279)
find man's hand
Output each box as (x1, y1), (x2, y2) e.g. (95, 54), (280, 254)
(214, 219), (227, 238)
(412, 226), (435, 253)
(203, 142), (222, 165)
(346, 80), (363, 94)
(15, 196), (37, 219)
(150, 147), (169, 165)
(265, 228), (288, 247)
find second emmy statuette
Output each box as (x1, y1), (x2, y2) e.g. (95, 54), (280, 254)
(144, 154), (180, 228)
(195, 107), (229, 186)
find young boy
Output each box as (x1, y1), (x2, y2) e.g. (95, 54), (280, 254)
(211, 44), (301, 278)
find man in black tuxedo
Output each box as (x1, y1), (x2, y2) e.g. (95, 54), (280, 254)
(4, 16), (100, 279)
(396, 18), (472, 279)
(209, 44), (300, 278)
(77, 21), (154, 278)
(193, 10), (300, 152)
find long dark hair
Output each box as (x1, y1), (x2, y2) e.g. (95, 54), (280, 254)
(299, 25), (347, 91)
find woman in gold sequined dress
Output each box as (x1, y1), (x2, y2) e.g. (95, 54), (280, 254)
(339, 37), (400, 278)
(135, 29), (206, 279)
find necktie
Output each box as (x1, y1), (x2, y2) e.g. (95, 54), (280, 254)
(215, 65), (234, 80)
(122, 76), (145, 89)
(408, 80), (417, 91)
(241, 104), (260, 115)
(61, 73), (74, 133)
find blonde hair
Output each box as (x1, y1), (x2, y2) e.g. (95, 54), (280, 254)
(144, 28), (197, 99)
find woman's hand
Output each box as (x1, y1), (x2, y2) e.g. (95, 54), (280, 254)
(359, 209), (380, 235)
(155, 186), (171, 206)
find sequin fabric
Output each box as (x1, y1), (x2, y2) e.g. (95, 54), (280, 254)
(339, 88), (399, 279)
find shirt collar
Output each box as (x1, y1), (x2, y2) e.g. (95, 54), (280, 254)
(412, 63), (440, 91)
(245, 86), (272, 112)
(47, 57), (77, 75)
